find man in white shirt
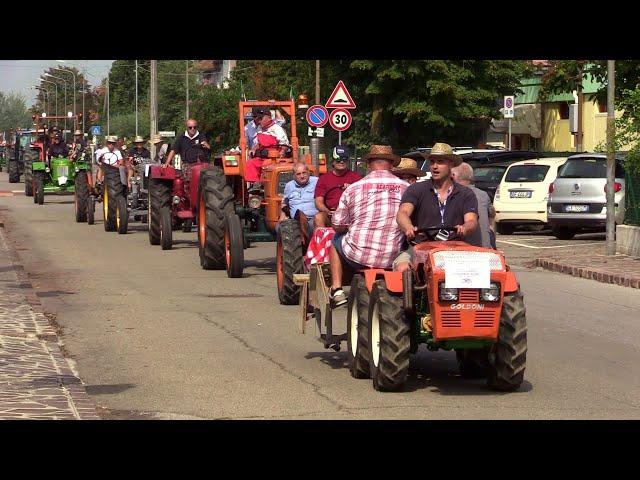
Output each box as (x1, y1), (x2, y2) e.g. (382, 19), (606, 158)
(245, 106), (286, 150)
(94, 135), (124, 185)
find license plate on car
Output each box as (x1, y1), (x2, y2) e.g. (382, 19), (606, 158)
(510, 190), (532, 198)
(564, 204), (589, 212)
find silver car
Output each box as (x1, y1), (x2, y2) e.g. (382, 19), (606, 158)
(547, 153), (625, 239)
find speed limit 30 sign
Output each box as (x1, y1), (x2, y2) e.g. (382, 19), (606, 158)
(329, 108), (352, 132)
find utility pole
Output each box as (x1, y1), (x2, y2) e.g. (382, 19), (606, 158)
(150, 60), (158, 159)
(315, 60), (320, 104)
(135, 60), (138, 136)
(606, 60), (616, 256)
(576, 63), (585, 152)
(107, 73), (110, 135)
(186, 60), (189, 121)
(311, 60), (321, 171)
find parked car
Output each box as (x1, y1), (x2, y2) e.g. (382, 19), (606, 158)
(547, 153), (626, 239)
(493, 157), (568, 234)
(473, 161), (514, 202)
(459, 150), (540, 169)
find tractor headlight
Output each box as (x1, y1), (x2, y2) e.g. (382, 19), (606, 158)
(172, 195), (181, 205)
(480, 282), (501, 302)
(75, 167), (79, 172)
(45, 167), (50, 173)
(248, 195), (262, 209)
(438, 283), (458, 301)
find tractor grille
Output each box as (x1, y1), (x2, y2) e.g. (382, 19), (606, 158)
(474, 311), (496, 328)
(441, 311), (462, 328)
(458, 290), (479, 303)
(277, 172), (294, 195)
(57, 166), (69, 177)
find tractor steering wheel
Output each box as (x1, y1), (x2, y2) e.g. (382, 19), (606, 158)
(410, 225), (460, 245)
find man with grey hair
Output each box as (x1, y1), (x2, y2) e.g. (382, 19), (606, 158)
(451, 162), (493, 248)
(279, 162), (319, 232)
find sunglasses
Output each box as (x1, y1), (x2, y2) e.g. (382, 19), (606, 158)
(333, 158), (347, 163)
(187, 126), (197, 130)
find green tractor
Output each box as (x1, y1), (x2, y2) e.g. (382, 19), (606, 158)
(7, 129), (33, 183)
(23, 114), (85, 204)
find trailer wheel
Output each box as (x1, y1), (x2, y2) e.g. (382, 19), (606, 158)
(347, 273), (371, 379)
(198, 167), (234, 269)
(224, 213), (244, 278)
(276, 219), (304, 305)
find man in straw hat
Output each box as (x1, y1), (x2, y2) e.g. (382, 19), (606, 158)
(69, 129), (87, 161)
(328, 145), (408, 307)
(392, 157), (426, 185)
(126, 135), (151, 188)
(394, 142), (479, 273)
(149, 134), (169, 164)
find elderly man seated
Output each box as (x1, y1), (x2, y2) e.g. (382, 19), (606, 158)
(279, 162), (319, 235)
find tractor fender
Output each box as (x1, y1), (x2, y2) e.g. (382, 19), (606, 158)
(363, 269), (403, 294)
(503, 270), (519, 293)
(32, 162), (46, 171)
(149, 165), (177, 180)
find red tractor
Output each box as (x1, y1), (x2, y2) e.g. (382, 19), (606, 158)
(196, 100), (327, 279)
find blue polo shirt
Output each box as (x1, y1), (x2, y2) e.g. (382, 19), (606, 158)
(283, 176), (319, 219)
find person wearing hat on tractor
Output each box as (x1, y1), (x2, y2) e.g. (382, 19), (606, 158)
(394, 142), (479, 273)
(245, 106), (285, 150)
(246, 108), (291, 183)
(94, 135), (124, 187)
(150, 134), (169, 164)
(47, 131), (69, 159)
(69, 130), (87, 162)
(392, 157), (426, 185)
(314, 144), (362, 228)
(126, 135), (151, 188)
(328, 145), (409, 307)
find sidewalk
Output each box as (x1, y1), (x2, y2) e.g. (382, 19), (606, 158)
(0, 221), (99, 420)
(529, 244), (640, 289)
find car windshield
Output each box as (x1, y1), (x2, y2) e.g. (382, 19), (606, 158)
(474, 166), (507, 183)
(558, 158), (624, 178)
(505, 165), (550, 183)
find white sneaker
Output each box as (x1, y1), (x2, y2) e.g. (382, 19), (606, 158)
(330, 288), (347, 308)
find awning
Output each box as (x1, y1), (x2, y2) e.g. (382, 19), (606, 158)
(490, 104), (542, 138)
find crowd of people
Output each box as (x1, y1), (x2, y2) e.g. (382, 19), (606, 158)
(279, 142), (496, 308)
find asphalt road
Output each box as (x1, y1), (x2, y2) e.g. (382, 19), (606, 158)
(1, 173), (639, 419)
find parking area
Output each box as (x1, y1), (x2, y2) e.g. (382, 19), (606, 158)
(495, 229), (606, 266)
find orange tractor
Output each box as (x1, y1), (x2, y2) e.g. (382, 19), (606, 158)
(197, 100), (326, 279)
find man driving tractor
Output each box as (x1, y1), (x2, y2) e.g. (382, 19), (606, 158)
(245, 107), (291, 183)
(162, 119), (210, 169)
(126, 135), (151, 188)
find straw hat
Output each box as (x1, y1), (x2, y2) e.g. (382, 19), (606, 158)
(393, 158), (426, 178)
(106, 135), (118, 143)
(74, 129), (83, 136)
(149, 134), (164, 145)
(362, 145), (401, 166)
(133, 135), (145, 143)
(423, 142), (462, 166)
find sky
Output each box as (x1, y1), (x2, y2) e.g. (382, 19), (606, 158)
(0, 60), (114, 106)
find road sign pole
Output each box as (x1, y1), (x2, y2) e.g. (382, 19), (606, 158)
(310, 135), (320, 173)
(338, 131), (342, 144)
(508, 118), (512, 151)
(606, 60), (616, 256)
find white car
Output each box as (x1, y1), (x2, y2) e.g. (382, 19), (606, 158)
(493, 157), (568, 235)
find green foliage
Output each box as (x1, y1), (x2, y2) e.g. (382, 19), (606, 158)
(0, 92), (32, 131)
(108, 112), (151, 141)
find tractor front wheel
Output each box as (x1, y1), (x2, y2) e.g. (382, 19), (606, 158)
(103, 168), (122, 232)
(33, 172), (44, 205)
(160, 206), (173, 250)
(487, 289), (527, 391)
(198, 168), (234, 269)
(367, 279), (410, 392)
(74, 172), (89, 222)
(148, 178), (171, 245)
(276, 219), (304, 305)
(87, 197), (95, 225)
(224, 213), (244, 278)
(117, 195), (129, 234)
(8, 159), (19, 183)
(23, 149), (37, 197)
(347, 273), (371, 379)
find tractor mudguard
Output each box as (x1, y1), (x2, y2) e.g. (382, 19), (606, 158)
(75, 162), (89, 171)
(149, 165), (177, 180)
(32, 162), (46, 171)
(363, 269), (403, 294)
(503, 270), (519, 293)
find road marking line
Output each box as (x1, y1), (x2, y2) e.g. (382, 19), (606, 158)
(535, 243), (597, 249)
(496, 240), (539, 249)
(497, 240), (597, 249)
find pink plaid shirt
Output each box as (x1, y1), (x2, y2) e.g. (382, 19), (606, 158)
(332, 170), (408, 268)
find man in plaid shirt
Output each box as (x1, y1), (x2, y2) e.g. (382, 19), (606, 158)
(329, 145), (409, 307)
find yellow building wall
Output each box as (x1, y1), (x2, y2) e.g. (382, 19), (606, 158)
(542, 104), (573, 151)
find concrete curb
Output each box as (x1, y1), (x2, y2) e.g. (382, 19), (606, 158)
(532, 258), (640, 289)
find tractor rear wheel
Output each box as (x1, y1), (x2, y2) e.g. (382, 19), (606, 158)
(198, 167), (234, 269)
(148, 178), (171, 245)
(276, 219), (304, 305)
(8, 159), (19, 183)
(33, 172), (44, 205)
(103, 168), (123, 232)
(74, 172), (88, 223)
(87, 197), (95, 225)
(24, 149), (38, 197)
(160, 206), (173, 250)
(224, 213), (244, 278)
(347, 274), (371, 379)
(487, 289), (527, 391)
(368, 279), (411, 392)
(117, 195), (129, 234)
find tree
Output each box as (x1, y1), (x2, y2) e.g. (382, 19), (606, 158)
(0, 92), (32, 131)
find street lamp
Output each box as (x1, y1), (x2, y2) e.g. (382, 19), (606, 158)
(44, 73), (68, 131)
(53, 64), (76, 121)
(33, 86), (50, 116)
(39, 78), (58, 118)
